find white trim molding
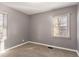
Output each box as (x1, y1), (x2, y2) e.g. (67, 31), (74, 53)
(76, 50), (79, 56)
(28, 41), (77, 52)
(0, 41), (29, 54)
(6, 41), (29, 51)
(29, 41), (79, 56)
(0, 41), (79, 56)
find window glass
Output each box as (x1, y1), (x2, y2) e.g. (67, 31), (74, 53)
(52, 13), (70, 37)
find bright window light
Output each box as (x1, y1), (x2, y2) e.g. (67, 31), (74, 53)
(0, 13), (7, 53)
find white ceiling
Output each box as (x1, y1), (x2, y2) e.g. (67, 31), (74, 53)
(1, 2), (78, 15)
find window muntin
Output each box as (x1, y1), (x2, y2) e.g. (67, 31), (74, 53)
(0, 13), (7, 51)
(52, 13), (70, 37)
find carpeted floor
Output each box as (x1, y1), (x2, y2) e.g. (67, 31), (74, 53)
(0, 43), (78, 57)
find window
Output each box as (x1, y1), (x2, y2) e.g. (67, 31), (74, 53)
(52, 13), (70, 38)
(0, 14), (7, 40)
(0, 13), (7, 52)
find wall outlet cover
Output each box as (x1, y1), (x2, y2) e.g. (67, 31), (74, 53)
(22, 40), (24, 42)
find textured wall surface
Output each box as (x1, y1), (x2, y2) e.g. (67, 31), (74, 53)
(77, 4), (79, 53)
(0, 4), (29, 49)
(0, 4), (77, 50)
(30, 5), (77, 49)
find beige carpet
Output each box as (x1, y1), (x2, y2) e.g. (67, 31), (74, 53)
(0, 43), (78, 57)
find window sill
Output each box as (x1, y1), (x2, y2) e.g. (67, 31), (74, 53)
(53, 36), (70, 38)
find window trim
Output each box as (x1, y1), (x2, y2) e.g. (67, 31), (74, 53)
(51, 13), (71, 38)
(0, 13), (8, 40)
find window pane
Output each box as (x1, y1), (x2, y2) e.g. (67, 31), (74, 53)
(53, 14), (69, 37)
(0, 14), (7, 39)
(0, 14), (3, 26)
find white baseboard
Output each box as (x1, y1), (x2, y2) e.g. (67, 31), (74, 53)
(28, 41), (77, 52)
(76, 50), (79, 56)
(0, 41), (79, 56)
(0, 41), (29, 54)
(29, 41), (79, 56)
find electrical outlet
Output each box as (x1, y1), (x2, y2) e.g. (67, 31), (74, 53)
(22, 40), (24, 42)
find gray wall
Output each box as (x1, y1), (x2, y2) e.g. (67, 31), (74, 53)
(77, 4), (79, 52)
(30, 5), (77, 49)
(0, 4), (77, 50)
(0, 4), (29, 49)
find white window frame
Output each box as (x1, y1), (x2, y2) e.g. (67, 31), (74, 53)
(51, 13), (70, 38)
(0, 12), (7, 52)
(0, 13), (7, 40)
